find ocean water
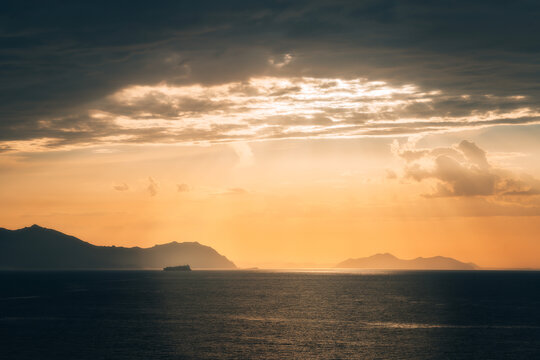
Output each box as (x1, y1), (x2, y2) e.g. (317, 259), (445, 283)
(1, 270), (539, 359)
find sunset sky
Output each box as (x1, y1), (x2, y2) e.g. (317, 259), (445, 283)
(1, 1), (540, 268)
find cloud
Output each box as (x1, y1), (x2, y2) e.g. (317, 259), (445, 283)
(219, 187), (248, 196)
(113, 183), (129, 191)
(457, 140), (489, 169)
(177, 183), (190, 192)
(394, 140), (540, 197)
(385, 169), (397, 180)
(147, 177), (158, 196)
(2, 77), (539, 153)
(230, 142), (254, 168)
(1, 1), (539, 152)
(269, 53), (293, 68)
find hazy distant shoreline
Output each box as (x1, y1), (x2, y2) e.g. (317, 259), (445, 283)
(3, 225), (537, 271)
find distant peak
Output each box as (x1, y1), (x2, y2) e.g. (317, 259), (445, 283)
(0, 226), (237, 269)
(28, 224), (45, 230)
(157, 240), (201, 246)
(372, 253), (397, 258)
(152, 240), (198, 248)
(336, 253), (478, 270)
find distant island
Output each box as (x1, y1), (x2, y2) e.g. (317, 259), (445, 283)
(163, 265), (192, 271)
(0, 225), (236, 270)
(336, 253), (478, 270)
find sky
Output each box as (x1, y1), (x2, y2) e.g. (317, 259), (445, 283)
(1, 1), (540, 268)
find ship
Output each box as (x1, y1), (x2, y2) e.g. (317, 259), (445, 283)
(163, 265), (192, 271)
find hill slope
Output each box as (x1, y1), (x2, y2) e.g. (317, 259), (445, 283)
(336, 253), (478, 270)
(0, 225), (236, 269)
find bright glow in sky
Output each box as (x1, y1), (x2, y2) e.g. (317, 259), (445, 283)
(2, 1), (540, 269)
(2, 77), (538, 153)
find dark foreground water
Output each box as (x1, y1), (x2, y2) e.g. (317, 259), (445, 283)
(1, 270), (539, 359)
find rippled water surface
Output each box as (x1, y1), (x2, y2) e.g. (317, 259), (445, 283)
(1, 270), (539, 359)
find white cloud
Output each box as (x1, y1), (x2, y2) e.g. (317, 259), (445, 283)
(230, 142), (254, 168)
(2, 76), (539, 153)
(394, 140), (540, 197)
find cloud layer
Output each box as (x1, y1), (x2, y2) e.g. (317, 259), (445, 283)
(1, 77), (539, 152)
(1, 1), (540, 151)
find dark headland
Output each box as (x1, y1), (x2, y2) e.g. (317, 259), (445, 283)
(0, 225), (236, 270)
(336, 253), (478, 270)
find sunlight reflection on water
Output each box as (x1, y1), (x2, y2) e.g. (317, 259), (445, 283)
(0, 270), (539, 359)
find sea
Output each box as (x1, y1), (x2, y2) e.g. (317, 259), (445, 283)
(1, 270), (539, 359)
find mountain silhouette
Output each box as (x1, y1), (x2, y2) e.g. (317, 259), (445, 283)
(0, 225), (236, 269)
(336, 253), (478, 270)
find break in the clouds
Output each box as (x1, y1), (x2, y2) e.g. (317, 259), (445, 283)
(393, 140), (540, 198)
(1, 1), (539, 152)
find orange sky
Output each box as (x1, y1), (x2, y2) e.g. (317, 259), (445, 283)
(3, 2), (540, 269)
(1, 123), (540, 269)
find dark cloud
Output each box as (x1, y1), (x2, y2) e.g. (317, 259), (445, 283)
(1, 1), (540, 149)
(395, 140), (540, 197)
